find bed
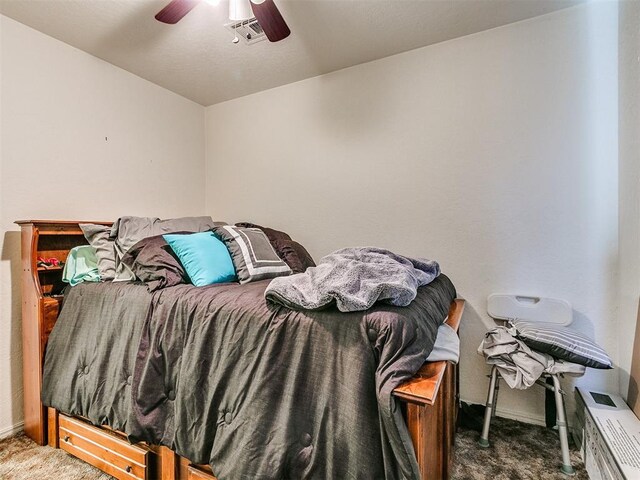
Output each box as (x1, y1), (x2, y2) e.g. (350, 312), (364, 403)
(16, 219), (464, 480)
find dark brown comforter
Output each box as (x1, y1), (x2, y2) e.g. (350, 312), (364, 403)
(42, 274), (456, 479)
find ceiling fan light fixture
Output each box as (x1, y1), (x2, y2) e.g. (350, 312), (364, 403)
(154, 0), (290, 43)
(229, 0), (253, 21)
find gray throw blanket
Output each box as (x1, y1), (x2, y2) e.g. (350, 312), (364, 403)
(265, 247), (440, 312)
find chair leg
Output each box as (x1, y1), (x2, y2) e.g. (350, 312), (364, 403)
(545, 376), (557, 428)
(478, 366), (498, 448)
(551, 374), (576, 476)
(492, 375), (500, 418)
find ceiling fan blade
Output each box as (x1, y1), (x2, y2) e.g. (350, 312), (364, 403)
(250, 0), (290, 42)
(155, 0), (202, 24)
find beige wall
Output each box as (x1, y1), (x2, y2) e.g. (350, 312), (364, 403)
(205, 3), (620, 424)
(0, 15), (206, 436)
(619, 0), (640, 410)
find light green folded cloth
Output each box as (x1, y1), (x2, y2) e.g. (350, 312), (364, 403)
(63, 245), (101, 286)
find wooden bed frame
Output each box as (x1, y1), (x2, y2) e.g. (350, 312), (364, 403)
(16, 220), (465, 480)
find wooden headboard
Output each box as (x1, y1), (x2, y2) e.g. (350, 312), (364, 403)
(14, 220), (112, 445)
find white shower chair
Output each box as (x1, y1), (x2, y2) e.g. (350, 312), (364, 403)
(478, 294), (581, 476)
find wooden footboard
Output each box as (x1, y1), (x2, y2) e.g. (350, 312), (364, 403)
(17, 220), (463, 480)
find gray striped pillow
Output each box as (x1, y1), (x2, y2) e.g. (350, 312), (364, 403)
(212, 225), (292, 284)
(510, 319), (612, 369)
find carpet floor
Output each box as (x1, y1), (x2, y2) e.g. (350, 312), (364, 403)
(0, 416), (587, 479)
(452, 416), (587, 480)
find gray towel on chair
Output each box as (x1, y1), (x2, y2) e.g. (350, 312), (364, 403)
(478, 326), (552, 389)
(265, 247), (440, 312)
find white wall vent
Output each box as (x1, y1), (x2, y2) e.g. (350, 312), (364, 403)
(224, 18), (266, 45)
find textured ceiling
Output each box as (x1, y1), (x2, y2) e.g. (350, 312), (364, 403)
(0, 0), (581, 106)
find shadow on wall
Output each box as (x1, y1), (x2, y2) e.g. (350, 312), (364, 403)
(571, 309), (597, 350)
(461, 300), (496, 333)
(458, 301), (492, 399)
(626, 301), (640, 415)
(2, 230), (23, 428)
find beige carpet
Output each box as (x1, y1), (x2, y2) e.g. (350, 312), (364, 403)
(0, 416), (587, 479)
(0, 433), (111, 479)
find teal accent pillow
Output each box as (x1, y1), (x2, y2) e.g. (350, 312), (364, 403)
(163, 232), (236, 286)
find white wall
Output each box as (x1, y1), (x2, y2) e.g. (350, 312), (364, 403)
(0, 15), (206, 436)
(205, 3), (619, 424)
(619, 0), (640, 405)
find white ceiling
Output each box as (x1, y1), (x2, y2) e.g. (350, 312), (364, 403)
(0, 0), (581, 106)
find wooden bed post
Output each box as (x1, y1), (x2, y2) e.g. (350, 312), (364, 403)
(47, 407), (59, 448)
(160, 447), (179, 480)
(404, 362), (457, 479)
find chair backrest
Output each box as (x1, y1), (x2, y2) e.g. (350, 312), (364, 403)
(487, 294), (573, 326)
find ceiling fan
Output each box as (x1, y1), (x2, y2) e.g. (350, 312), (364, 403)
(154, 0), (291, 43)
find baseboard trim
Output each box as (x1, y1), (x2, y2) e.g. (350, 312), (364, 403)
(0, 421), (24, 439)
(460, 396), (546, 426)
(494, 407), (546, 426)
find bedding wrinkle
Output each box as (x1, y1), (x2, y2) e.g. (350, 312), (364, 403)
(42, 275), (456, 479)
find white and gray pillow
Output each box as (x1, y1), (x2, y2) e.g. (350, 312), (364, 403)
(79, 223), (116, 281)
(212, 225), (292, 284)
(510, 319), (612, 369)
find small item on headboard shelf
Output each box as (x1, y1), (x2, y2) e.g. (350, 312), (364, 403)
(37, 257), (64, 269)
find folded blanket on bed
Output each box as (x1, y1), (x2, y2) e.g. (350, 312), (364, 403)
(265, 247), (440, 312)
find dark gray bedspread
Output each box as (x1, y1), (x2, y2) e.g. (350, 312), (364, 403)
(42, 274), (456, 480)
